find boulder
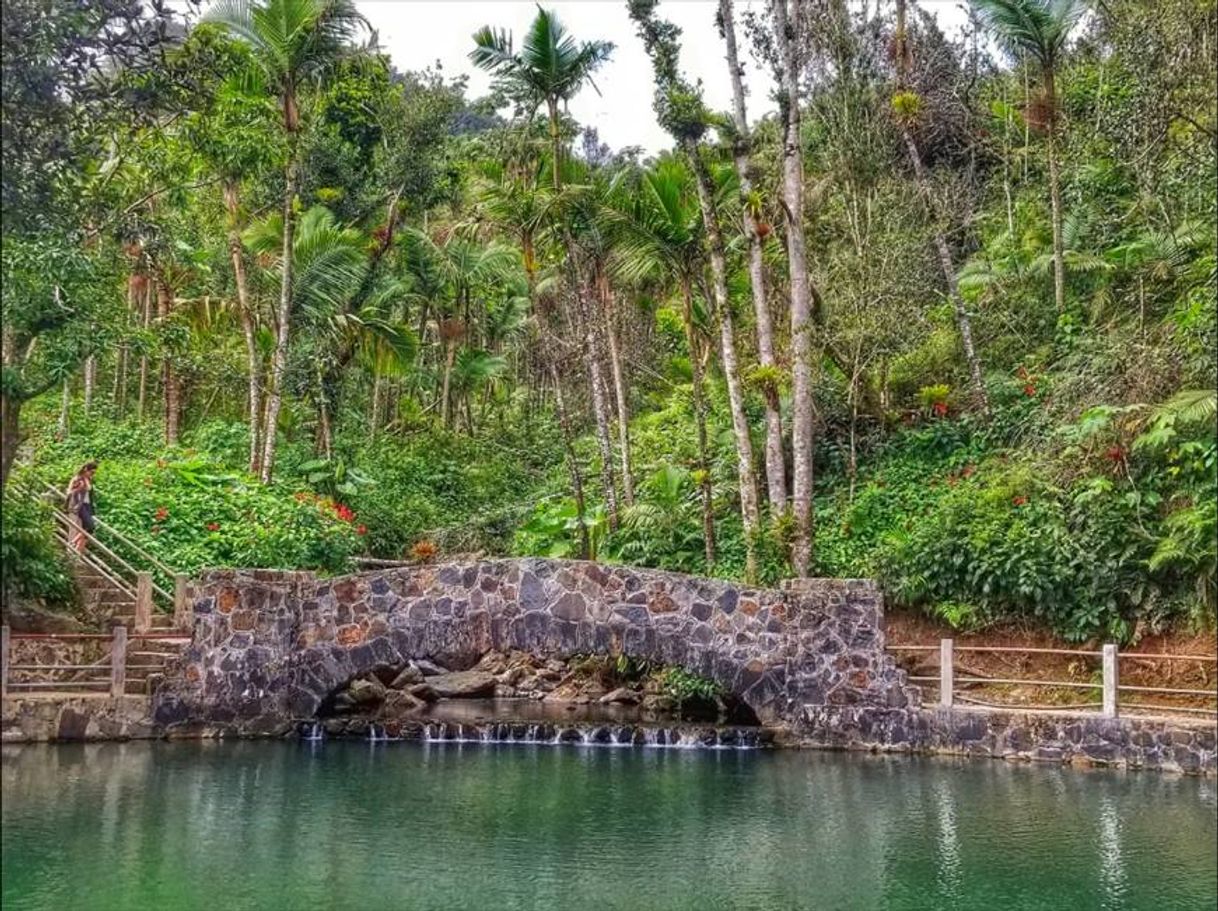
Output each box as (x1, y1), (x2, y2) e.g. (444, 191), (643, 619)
(475, 651), (508, 675)
(415, 659), (449, 677)
(497, 666), (528, 687)
(599, 687), (642, 706)
(408, 683), (439, 703)
(389, 664), (424, 689)
(380, 691), (427, 718)
(347, 677), (386, 706)
(427, 670), (497, 698)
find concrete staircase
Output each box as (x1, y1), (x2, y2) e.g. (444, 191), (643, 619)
(72, 561), (177, 633)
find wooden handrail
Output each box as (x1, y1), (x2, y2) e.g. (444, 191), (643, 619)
(33, 477), (177, 579)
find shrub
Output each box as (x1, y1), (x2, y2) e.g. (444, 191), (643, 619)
(1, 491), (76, 608)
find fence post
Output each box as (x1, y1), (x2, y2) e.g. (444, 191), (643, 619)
(1, 625), (9, 700)
(134, 572), (152, 633)
(110, 626), (128, 699)
(1102, 643), (1119, 717)
(939, 638), (954, 708)
(173, 573), (192, 631)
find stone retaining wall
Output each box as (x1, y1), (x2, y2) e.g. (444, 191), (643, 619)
(2, 695), (156, 742)
(798, 705), (1216, 775)
(152, 560), (916, 734)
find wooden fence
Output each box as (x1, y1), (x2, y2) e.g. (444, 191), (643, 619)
(1, 627), (190, 699)
(889, 640), (1218, 718)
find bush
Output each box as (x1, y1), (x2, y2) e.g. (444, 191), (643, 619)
(1, 492), (76, 608)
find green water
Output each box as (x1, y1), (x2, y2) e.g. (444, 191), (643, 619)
(2, 741), (1215, 910)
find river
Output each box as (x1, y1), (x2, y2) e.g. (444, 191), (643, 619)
(2, 740), (1215, 910)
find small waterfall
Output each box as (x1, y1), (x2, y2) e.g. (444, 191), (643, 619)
(301, 722), (324, 742)
(412, 721), (762, 749)
(305, 717), (766, 749)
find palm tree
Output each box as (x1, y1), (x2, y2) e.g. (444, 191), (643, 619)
(401, 230), (520, 428)
(613, 159), (718, 566)
(208, 0), (369, 482)
(631, 0), (760, 578)
(470, 9), (613, 556)
(718, 0), (787, 515)
(972, 0), (1087, 314)
(471, 8), (613, 192)
(770, 0), (817, 577)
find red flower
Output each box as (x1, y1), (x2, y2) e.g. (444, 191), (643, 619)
(154, 506), (169, 521)
(334, 503), (355, 523)
(932, 401), (948, 417)
(1023, 384), (1037, 397)
(1012, 495), (1028, 506)
(357, 524), (367, 535)
(1105, 445), (1125, 463)
(206, 522), (220, 532)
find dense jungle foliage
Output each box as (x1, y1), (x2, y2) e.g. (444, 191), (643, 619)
(2, 0), (1214, 642)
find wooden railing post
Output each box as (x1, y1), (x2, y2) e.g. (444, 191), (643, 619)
(939, 638), (954, 708)
(1, 625), (10, 700)
(134, 571), (152, 633)
(1102, 643), (1119, 717)
(110, 626), (128, 699)
(173, 573), (191, 631)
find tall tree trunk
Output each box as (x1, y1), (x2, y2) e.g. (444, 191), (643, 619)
(440, 335), (456, 428)
(156, 275), (179, 446)
(83, 356), (96, 415)
(0, 392), (20, 493)
(315, 361), (333, 460)
(114, 345), (127, 414)
(689, 145), (760, 581)
(894, 0), (989, 414)
(223, 179), (263, 475)
(551, 363), (590, 560)
(1045, 67), (1066, 314)
(603, 286), (634, 507)
(57, 378), (70, 436)
(681, 277), (716, 568)
(547, 97), (563, 192)
(260, 145), (298, 484)
(773, 0), (815, 577)
(584, 275), (619, 531)
(720, 0), (787, 516)
(137, 279), (150, 422)
(370, 371), (383, 438)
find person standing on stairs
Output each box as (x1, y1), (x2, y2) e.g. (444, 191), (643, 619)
(65, 461), (98, 555)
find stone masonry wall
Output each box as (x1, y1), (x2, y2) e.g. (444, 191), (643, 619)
(798, 705), (1217, 775)
(152, 559), (914, 734)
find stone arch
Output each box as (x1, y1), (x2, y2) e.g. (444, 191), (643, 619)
(154, 560), (914, 735)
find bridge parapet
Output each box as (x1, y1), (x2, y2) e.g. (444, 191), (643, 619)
(154, 559), (914, 734)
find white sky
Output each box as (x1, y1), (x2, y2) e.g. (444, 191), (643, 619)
(357, 0), (973, 154)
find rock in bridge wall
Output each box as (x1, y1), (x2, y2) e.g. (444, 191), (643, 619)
(153, 559), (915, 734)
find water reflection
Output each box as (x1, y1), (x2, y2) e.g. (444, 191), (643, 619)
(2, 743), (1215, 911)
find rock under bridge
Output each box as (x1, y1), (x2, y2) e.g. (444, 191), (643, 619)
(153, 558), (916, 734)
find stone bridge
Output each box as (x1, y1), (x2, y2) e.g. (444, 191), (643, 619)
(153, 558), (916, 734)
